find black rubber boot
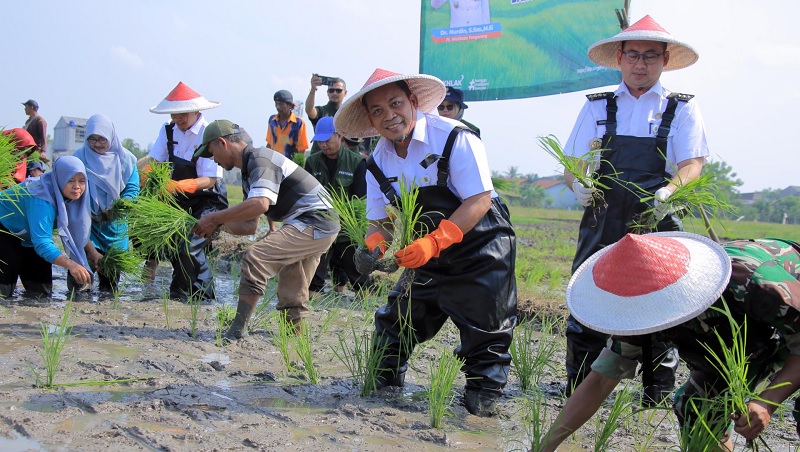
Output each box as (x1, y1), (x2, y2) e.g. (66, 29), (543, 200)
(374, 370), (405, 390)
(224, 296), (258, 341)
(0, 283), (15, 298)
(464, 389), (500, 417)
(21, 281), (53, 299)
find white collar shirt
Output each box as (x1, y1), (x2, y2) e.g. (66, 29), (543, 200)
(366, 111), (494, 220)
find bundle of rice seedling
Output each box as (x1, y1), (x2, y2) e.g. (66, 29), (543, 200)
(538, 135), (613, 208)
(0, 132), (25, 189)
(126, 196), (197, 258)
(390, 178), (426, 250)
(104, 197), (135, 222)
(632, 170), (736, 236)
(140, 161), (177, 204)
(322, 188), (368, 247)
(98, 245), (143, 283)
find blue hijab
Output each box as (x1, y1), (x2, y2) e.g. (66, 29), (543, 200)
(73, 114), (137, 214)
(26, 156), (92, 271)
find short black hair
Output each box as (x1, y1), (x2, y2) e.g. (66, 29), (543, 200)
(360, 80), (412, 109)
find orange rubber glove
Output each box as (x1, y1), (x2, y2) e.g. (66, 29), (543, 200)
(394, 219), (463, 269)
(166, 178), (199, 194)
(139, 164), (153, 187)
(365, 231), (388, 257)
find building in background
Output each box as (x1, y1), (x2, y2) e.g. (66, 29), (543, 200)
(53, 116), (88, 159)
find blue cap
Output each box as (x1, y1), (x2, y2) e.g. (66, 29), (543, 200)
(312, 116), (336, 142)
(444, 87), (468, 109)
(27, 161), (46, 173)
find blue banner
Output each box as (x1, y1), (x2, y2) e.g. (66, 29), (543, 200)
(420, 0), (623, 101)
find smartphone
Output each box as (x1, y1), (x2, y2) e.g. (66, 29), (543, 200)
(317, 75), (337, 86)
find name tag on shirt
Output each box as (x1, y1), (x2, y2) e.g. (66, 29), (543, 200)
(649, 122), (659, 136)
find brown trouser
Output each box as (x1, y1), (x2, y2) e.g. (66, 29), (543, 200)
(239, 224), (336, 320)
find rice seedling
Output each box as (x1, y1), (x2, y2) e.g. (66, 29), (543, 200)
(98, 246), (143, 288)
(594, 382), (636, 452)
(32, 299), (74, 388)
(629, 157), (736, 236)
(700, 301), (789, 450)
(677, 397), (732, 452)
(426, 350), (464, 428)
(510, 316), (559, 393)
(519, 389), (553, 452)
(291, 321), (319, 384)
(140, 161), (177, 204)
(537, 134), (612, 208)
(214, 304), (236, 347)
(627, 405), (672, 452)
(187, 294), (202, 339)
(162, 296), (172, 329)
(322, 188), (368, 247)
(126, 196), (197, 259)
(272, 311), (296, 374)
(0, 132), (25, 189)
(390, 178), (427, 251)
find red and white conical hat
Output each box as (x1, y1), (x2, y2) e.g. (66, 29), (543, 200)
(588, 15), (699, 71)
(334, 68), (446, 139)
(567, 232), (731, 335)
(149, 82), (220, 114)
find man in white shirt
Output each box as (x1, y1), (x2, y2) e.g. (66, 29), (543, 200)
(138, 82), (228, 303)
(563, 15), (709, 405)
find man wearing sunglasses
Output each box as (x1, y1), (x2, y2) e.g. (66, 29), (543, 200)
(562, 15), (709, 407)
(306, 75), (348, 155)
(437, 87), (480, 137)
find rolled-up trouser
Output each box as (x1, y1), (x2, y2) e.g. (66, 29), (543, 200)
(239, 224), (336, 321)
(309, 237), (371, 292)
(566, 315), (678, 396)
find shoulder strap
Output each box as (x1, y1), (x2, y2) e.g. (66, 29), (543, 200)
(165, 122), (178, 157)
(366, 154), (400, 207)
(437, 125), (471, 187)
(656, 93), (694, 150)
(586, 92), (615, 102)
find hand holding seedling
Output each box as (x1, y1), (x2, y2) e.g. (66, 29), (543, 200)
(572, 179), (595, 207)
(193, 211), (221, 238)
(394, 219), (463, 269)
(732, 401), (771, 441)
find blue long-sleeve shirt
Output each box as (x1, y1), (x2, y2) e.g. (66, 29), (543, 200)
(89, 167), (139, 252)
(0, 186), (65, 263)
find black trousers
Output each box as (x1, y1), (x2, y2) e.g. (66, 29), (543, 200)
(0, 226), (52, 297)
(309, 238), (370, 292)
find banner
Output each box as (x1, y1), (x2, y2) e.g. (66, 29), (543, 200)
(419, 0), (623, 101)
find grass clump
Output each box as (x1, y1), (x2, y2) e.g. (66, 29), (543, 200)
(291, 321), (319, 384)
(214, 304), (236, 347)
(427, 351), (464, 428)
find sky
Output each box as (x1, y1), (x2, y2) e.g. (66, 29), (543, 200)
(3, 0), (798, 193)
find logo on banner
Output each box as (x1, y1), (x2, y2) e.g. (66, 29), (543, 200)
(468, 79), (489, 91)
(442, 75), (465, 88)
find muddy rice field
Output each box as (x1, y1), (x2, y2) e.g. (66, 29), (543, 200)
(1, 230), (799, 451)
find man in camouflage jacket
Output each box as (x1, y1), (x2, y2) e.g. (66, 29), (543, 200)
(542, 237), (800, 450)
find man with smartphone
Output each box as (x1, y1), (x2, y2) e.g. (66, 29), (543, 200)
(306, 74), (348, 155)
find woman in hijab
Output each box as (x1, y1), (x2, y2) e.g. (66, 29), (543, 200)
(0, 156), (93, 298)
(73, 114), (139, 292)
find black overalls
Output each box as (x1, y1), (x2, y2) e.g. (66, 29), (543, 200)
(165, 123), (228, 302)
(565, 93), (692, 399)
(367, 127), (517, 397)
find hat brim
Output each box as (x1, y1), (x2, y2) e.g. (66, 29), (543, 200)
(588, 31), (699, 71)
(150, 97), (221, 114)
(312, 132), (334, 142)
(334, 74), (446, 139)
(567, 232), (731, 336)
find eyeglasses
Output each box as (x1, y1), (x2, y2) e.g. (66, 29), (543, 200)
(87, 136), (108, 144)
(437, 104), (456, 112)
(621, 51), (664, 65)
(327, 88), (343, 94)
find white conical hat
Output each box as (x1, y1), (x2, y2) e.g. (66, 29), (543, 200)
(567, 232), (731, 335)
(149, 82), (220, 114)
(588, 15), (699, 71)
(334, 68), (446, 139)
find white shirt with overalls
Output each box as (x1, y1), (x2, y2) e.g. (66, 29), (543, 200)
(148, 112), (223, 178)
(564, 81), (709, 176)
